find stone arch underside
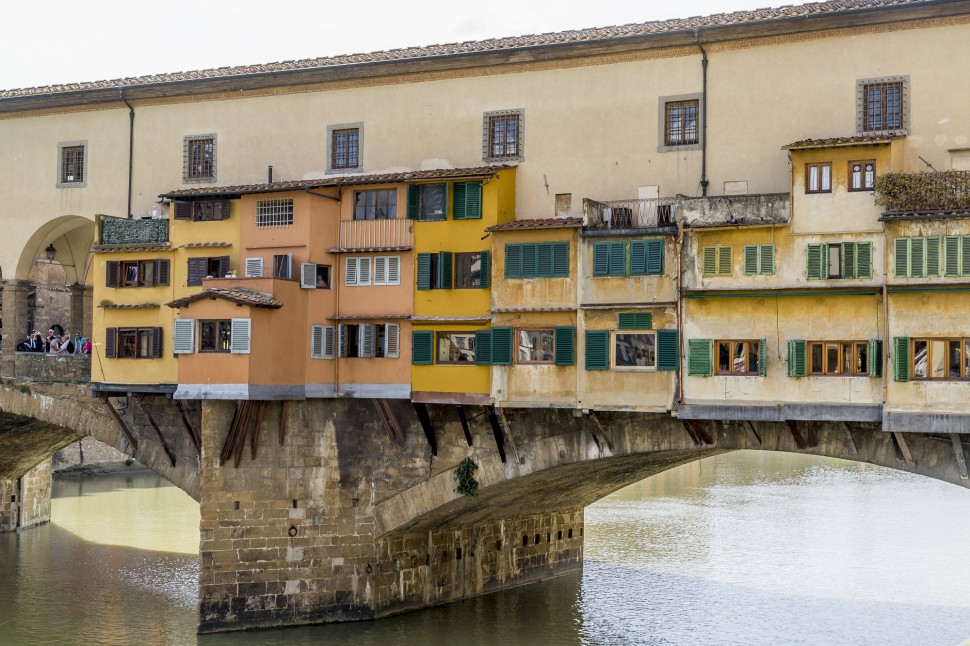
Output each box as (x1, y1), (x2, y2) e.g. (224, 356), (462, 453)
(376, 411), (969, 538)
(0, 383), (200, 500)
(14, 215), (95, 285)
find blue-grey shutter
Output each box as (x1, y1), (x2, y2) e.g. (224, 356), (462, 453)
(608, 242), (626, 276)
(491, 327), (513, 365)
(406, 185), (420, 220)
(592, 242), (609, 276)
(656, 329), (678, 371)
(412, 331), (434, 365)
(479, 251), (490, 289)
(437, 251), (453, 289)
(585, 330), (609, 371)
(505, 244), (523, 279)
(552, 242), (570, 277)
(416, 253), (432, 290)
(646, 239), (664, 275)
(554, 327), (575, 366)
(476, 330), (492, 365)
(630, 241), (647, 275)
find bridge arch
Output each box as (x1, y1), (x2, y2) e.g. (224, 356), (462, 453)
(14, 214), (94, 285)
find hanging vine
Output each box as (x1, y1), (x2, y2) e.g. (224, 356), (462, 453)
(453, 457), (480, 497)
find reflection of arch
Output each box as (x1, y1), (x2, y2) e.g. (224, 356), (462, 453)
(15, 215), (95, 285)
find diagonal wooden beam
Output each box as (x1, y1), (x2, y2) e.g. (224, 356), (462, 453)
(743, 420), (762, 447)
(495, 407), (522, 464)
(588, 411), (614, 452)
(891, 431), (915, 466)
(951, 434), (968, 480)
(457, 405), (473, 447)
(99, 394), (139, 453)
(785, 419), (807, 450)
(486, 406), (507, 463)
(412, 402), (437, 456)
(132, 394), (177, 467)
(170, 399), (200, 456)
(839, 422), (858, 455)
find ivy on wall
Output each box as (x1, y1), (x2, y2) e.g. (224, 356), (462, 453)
(875, 170), (970, 212)
(453, 457), (479, 497)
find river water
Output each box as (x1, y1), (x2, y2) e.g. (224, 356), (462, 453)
(2, 451), (970, 646)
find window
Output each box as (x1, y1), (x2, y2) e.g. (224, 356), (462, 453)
(943, 236), (970, 277)
(273, 254), (292, 279)
(715, 340), (762, 375)
(904, 338), (970, 381)
(407, 184), (448, 221)
(173, 199), (230, 221)
(345, 257), (372, 286)
(183, 135), (215, 182)
(893, 236), (942, 278)
(187, 256), (229, 286)
(417, 251), (474, 290)
(105, 259), (170, 288)
(701, 246), (733, 277)
(516, 329), (555, 364)
(664, 100), (699, 146)
(807, 341), (869, 376)
(452, 182), (483, 220)
(104, 327), (161, 359)
(311, 325), (336, 359)
(437, 332), (478, 364)
(506, 243), (569, 279)
(373, 256), (401, 286)
(588, 328), (677, 372)
(454, 252), (486, 289)
(592, 240), (665, 277)
(256, 198), (293, 228)
(807, 242), (873, 280)
(614, 332), (656, 370)
(849, 160), (876, 191)
(336, 323), (399, 359)
(742, 244), (775, 276)
(354, 189), (396, 220)
(858, 77), (907, 135)
(805, 163), (832, 194)
(301, 263), (332, 289)
(331, 127), (360, 170)
(200, 320), (232, 352)
(483, 109), (523, 161)
(59, 144), (85, 185)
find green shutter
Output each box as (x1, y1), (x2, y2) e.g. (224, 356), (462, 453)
(465, 182), (482, 219)
(592, 242), (610, 276)
(787, 339), (807, 377)
(646, 239), (664, 275)
(475, 330), (492, 365)
(687, 339), (713, 377)
(479, 251), (490, 289)
(926, 236), (941, 277)
(452, 182), (467, 220)
(702, 247), (717, 276)
(412, 331), (434, 365)
(552, 241), (570, 277)
(437, 251), (453, 289)
(962, 235), (970, 277)
(743, 244), (759, 276)
(585, 330), (609, 371)
(758, 339), (767, 377)
(806, 244), (823, 280)
(842, 242), (857, 279)
(609, 242), (626, 276)
(911, 237), (925, 277)
(945, 235), (961, 277)
(416, 253), (432, 290)
(555, 327), (575, 366)
(893, 337), (910, 382)
(491, 327), (513, 365)
(505, 244), (523, 279)
(521, 243), (538, 278)
(536, 243), (554, 277)
(406, 185), (420, 220)
(656, 329), (678, 371)
(856, 242), (873, 279)
(868, 339), (883, 378)
(760, 245), (775, 275)
(717, 247), (733, 276)
(894, 238), (909, 278)
(618, 312), (652, 330)
(630, 241), (647, 275)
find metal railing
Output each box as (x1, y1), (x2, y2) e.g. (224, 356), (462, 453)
(338, 218), (413, 250)
(583, 198), (678, 230)
(875, 170), (970, 213)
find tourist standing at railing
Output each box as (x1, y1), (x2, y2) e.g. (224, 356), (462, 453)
(81, 337), (92, 355)
(73, 333), (85, 355)
(45, 329), (56, 353)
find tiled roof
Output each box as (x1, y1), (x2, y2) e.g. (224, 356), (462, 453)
(180, 242), (231, 248)
(1, 1), (930, 100)
(328, 246), (412, 254)
(92, 243), (171, 253)
(782, 134), (903, 150)
(166, 287), (282, 309)
(99, 303), (160, 309)
(491, 306), (576, 313)
(486, 217), (583, 232)
(329, 313), (411, 320)
(160, 166), (512, 199)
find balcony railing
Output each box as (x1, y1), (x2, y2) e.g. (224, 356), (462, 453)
(337, 218), (413, 251)
(875, 170), (970, 215)
(678, 193), (790, 228)
(584, 198), (678, 230)
(98, 215), (169, 246)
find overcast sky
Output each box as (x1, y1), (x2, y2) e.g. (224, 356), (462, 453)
(2, 0), (790, 91)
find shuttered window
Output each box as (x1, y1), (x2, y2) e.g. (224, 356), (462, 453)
(894, 236), (942, 278)
(893, 337), (910, 382)
(406, 183), (448, 221)
(593, 240), (663, 277)
(807, 242), (872, 280)
(742, 244), (775, 275)
(475, 330), (493, 365)
(701, 247), (732, 277)
(173, 319), (195, 354)
(105, 259), (170, 288)
(412, 331), (434, 365)
(491, 327), (514, 365)
(618, 312), (652, 330)
(452, 182), (483, 220)
(104, 328), (117, 358)
(230, 318), (251, 354)
(301, 263), (317, 289)
(310, 325), (336, 359)
(715, 340), (765, 375)
(345, 257), (372, 286)
(173, 199), (230, 221)
(504, 242), (569, 278)
(656, 329), (679, 371)
(869, 339), (884, 378)
(585, 330), (610, 371)
(374, 256), (401, 286)
(384, 324), (400, 359)
(787, 340), (807, 377)
(943, 235), (970, 277)
(629, 240), (664, 275)
(687, 339), (713, 376)
(592, 241), (626, 277)
(244, 257), (264, 278)
(554, 326), (575, 366)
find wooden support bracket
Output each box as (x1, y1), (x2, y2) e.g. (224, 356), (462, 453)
(951, 434), (969, 480)
(132, 394), (177, 468)
(839, 422), (858, 455)
(891, 431), (915, 467)
(99, 394), (139, 453)
(457, 405), (473, 447)
(279, 401), (289, 446)
(485, 406), (507, 464)
(588, 411), (614, 452)
(170, 399), (200, 456)
(413, 403), (437, 456)
(495, 407), (522, 464)
(250, 401), (265, 461)
(375, 399), (405, 445)
(682, 419), (713, 446)
(681, 419), (701, 447)
(743, 420), (762, 447)
(804, 420), (818, 449)
(785, 419), (807, 450)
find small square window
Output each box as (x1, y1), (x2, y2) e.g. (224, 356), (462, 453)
(516, 329), (555, 364)
(857, 77), (908, 135)
(200, 320), (232, 353)
(327, 123), (363, 173)
(315, 265), (332, 289)
(483, 110), (523, 162)
(437, 332), (477, 364)
(614, 332), (656, 370)
(805, 163), (832, 194)
(183, 135), (216, 183)
(56, 141), (87, 188)
(849, 160), (875, 191)
(664, 100), (699, 146)
(273, 254), (291, 279)
(416, 184), (448, 221)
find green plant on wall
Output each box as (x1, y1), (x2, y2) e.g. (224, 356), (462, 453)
(454, 457), (479, 497)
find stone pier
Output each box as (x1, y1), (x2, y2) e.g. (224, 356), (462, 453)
(0, 458), (53, 532)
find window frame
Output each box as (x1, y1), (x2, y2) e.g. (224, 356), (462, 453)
(658, 93), (703, 153)
(113, 327), (160, 359)
(910, 338), (970, 381)
(414, 183), (448, 221)
(857, 76), (908, 136)
(327, 123), (363, 173)
(57, 141), (86, 188)
(116, 259), (167, 288)
(612, 330), (658, 371)
(807, 340), (869, 376)
(273, 254), (292, 279)
(805, 162), (832, 194)
(183, 134), (216, 183)
(353, 189), (397, 220)
(454, 252), (485, 289)
(663, 99), (699, 147)
(256, 198), (294, 228)
(514, 328), (556, 365)
(848, 160), (876, 192)
(345, 256), (372, 287)
(483, 109), (524, 162)
(715, 340), (762, 376)
(701, 246), (733, 277)
(199, 319), (232, 353)
(436, 331), (478, 365)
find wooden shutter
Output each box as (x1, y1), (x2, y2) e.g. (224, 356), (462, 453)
(173, 319), (195, 354)
(479, 251), (490, 289)
(536, 243), (554, 277)
(630, 241), (647, 275)
(151, 327), (163, 358)
(702, 247), (717, 276)
(893, 337), (910, 382)
(618, 312), (652, 330)
(869, 339), (883, 378)
(687, 339), (713, 377)
(608, 242), (626, 276)
(592, 242), (610, 276)
(453, 182), (466, 220)
(104, 327), (117, 358)
(894, 237), (909, 278)
(475, 329), (492, 365)
(230, 318), (251, 354)
(552, 242), (569, 277)
(717, 247), (732, 276)
(760, 245), (774, 275)
(944, 236), (961, 277)
(646, 239), (664, 275)
(406, 185), (420, 220)
(743, 244), (759, 276)
(411, 330), (434, 365)
(584, 330), (609, 371)
(806, 244), (824, 280)
(173, 201), (192, 220)
(491, 327), (513, 365)
(842, 242), (857, 279)
(416, 253), (432, 290)
(962, 235), (970, 277)
(213, 199), (230, 221)
(106, 261), (120, 287)
(323, 326), (335, 359)
(311, 325), (324, 358)
(387, 256), (400, 285)
(554, 326), (575, 366)
(464, 182), (483, 219)
(758, 338), (767, 377)
(218, 256), (230, 277)
(384, 324), (400, 359)
(301, 263), (317, 289)
(856, 242), (872, 279)
(505, 244), (522, 279)
(787, 339), (807, 377)
(437, 252), (453, 289)
(359, 323), (376, 358)
(374, 256), (388, 286)
(357, 257), (371, 285)
(926, 236), (941, 277)
(338, 325), (348, 358)
(656, 329), (679, 371)
(521, 244), (538, 278)
(244, 257), (263, 278)
(155, 259), (170, 286)
(187, 258), (206, 286)
(911, 237), (925, 277)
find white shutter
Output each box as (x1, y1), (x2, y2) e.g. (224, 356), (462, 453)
(358, 257), (372, 285)
(387, 256), (400, 285)
(374, 256), (388, 286)
(323, 326), (335, 359)
(173, 319), (195, 354)
(345, 257), (358, 286)
(301, 263), (317, 289)
(311, 325), (324, 358)
(338, 324), (348, 358)
(359, 323), (376, 358)
(245, 257), (264, 278)
(230, 318), (251, 354)
(385, 323), (400, 358)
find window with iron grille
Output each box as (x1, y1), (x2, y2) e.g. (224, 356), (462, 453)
(60, 145), (84, 184)
(857, 77), (908, 135)
(664, 100), (699, 146)
(183, 135), (216, 182)
(483, 110), (523, 161)
(256, 198), (294, 228)
(327, 123), (363, 172)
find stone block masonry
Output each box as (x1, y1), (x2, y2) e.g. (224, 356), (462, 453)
(0, 458), (53, 532)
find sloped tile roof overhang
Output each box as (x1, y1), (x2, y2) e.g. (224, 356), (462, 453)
(166, 287), (282, 309)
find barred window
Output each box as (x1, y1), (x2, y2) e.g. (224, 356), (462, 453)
(664, 100), (699, 146)
(183, 135), (216, 182)
(857, 77), (908, 135)
(331, 128), (360, 170)
(483, 110), (523, 161)
(256, 198), (294, 228)
(60, 146), (84, 183)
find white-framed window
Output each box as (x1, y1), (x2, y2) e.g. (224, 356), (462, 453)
(256, 198), (294, 228)
(311, 325), (336, 359)
(373, 256), (401, 286)
(337, 323), (400, 358)
(345, 256), (372, 286)
(612, 331), (657, 371)
(301, 263), (332, 289)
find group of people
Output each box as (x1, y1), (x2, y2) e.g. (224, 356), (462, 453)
(16, 325), (91, 355)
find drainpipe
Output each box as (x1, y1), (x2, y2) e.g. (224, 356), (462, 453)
(676, 221), (685, 406)
(694, 30), (709, 197)
(120, 90), (135, 219)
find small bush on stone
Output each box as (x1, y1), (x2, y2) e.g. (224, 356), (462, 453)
(454, 457), (479, 497)
(18, 384), (31, 394)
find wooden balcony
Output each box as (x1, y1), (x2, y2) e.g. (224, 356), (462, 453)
(336, 218), (413, 252)
(876, 170), (970, 220)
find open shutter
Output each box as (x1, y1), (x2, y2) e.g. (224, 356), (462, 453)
(926, 236), (941, 277)
(244, 257), (263, 278)
(554, 326), (575, 366)
(760, 245), (774, 275)
(893, 337), (910, 382)
(338, 325), (348, 358)
(505, 244), (522, 278)
(301, 263), (317, 289)
(374, 257), (388, 286)
(656, 329), (679, 371)
(536, 243), (554, 277)
(387, 256), (400, 285)
(479, 251), (490, 289)
(743, 244), (759, 276)
(152, 327), (163, 358)
(155, 259), (170, 286)
(869, 339), (883, 378)
(552, 242), (570, 277)
(945, 236), (961, 277)
(894, 238), (909, 278)
(842, 242), (857, 279)
(311, 325), (324, 358)
(437, 251), (453, 289)
(787, 340), (807, 377)
(618, 312), (652, 330)
(104, 328), (117, 358)
(323, 326), (335, 359)
(585, 330), (609, 371)
(475, 330), (492, 365)
(464, 182), (483, 219)
(687, 339), (713, 377)
(592, 242), (610, 276)
(174, 201), (193, 220)
(702, 247), (717, 276)
(646, 239), (664, 275)
(491, 327), (513, 365)
(214, 199), (230, 221)
(106, 261), (120, 287)
(416, 253), (432, 290)
(218, 256), (230, 277)
(173, 319), (195, 354)
(411, 330), (433, 365)
(384, 324), (400, 359)
(452, 182), (467, 220)
(630, 241), (647, 275)
(962, 235), (970, 277)
(856, 242), (872, 279)
(359, 323), (376, 358)
(609, 242), (626, 276)
(357, 257), (371, 285)
(758, 339), (767, 377)
(406, 185), (420, 219)
(230, 318), (251, 354)
(806, 244), (823, 280)
(344, 257), (358, 286)
(717, 247), (732, 276)
(187, 258), (206, 286)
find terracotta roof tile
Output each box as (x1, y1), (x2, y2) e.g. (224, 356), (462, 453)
(99, 303), (160, 309)
(180, 242), (231, 248)
(329, 313), (411, 320)
(1, 1), (927, 99)
(486, 217), (584, 232)
(166, 287), (282, 309)
(92, 243), (171, 253)
(782, 134), (903, 149)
